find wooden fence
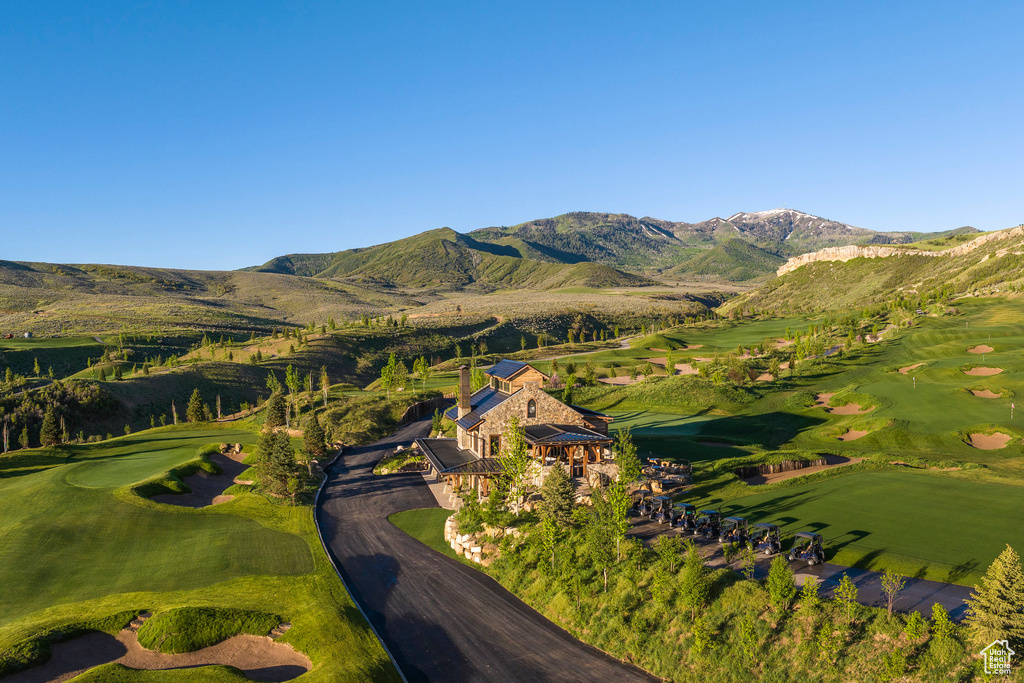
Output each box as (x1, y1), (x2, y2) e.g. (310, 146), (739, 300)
(398, 396), (455, 425)
(734, 458), (827, 480)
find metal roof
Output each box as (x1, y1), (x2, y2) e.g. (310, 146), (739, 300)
(486, 359), (530, 379)
(415, 438), (503, 476)
(521, 423), (613, 445)
(444, 458), (503, 475)
(443, 385), (513, 430)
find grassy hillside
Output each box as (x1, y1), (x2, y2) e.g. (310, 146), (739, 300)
(672, 239), (785, 281)
(734, 226), (1024, 313)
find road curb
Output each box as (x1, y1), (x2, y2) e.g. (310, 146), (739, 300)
(313, 446), (410, 683)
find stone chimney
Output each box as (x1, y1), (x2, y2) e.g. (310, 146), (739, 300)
(458, 365), (471, 418)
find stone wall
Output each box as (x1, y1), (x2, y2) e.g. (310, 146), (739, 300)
(444, 515), (509, 566)
(776, 224), (1024, 276)
(474, 384), (593, 456)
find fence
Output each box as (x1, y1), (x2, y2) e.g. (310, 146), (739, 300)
(734, 458), (827, 480)
(398, 396), (455, 425)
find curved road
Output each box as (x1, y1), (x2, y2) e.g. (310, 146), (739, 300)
(317, 419), (657, 683)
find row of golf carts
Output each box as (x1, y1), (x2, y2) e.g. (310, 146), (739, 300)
(632, 494), (825, 565)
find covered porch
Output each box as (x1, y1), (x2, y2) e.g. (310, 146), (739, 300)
(522, 424), (614, 480)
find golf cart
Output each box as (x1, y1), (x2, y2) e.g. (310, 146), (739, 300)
(670, 502), (697, 531)
(749, 523), (782, 555)
(719, 517), (748, 545)
(650, 496), (673, 524)
(787, 532), (825, 566)
(671, 459), (693, 484)
(694, 510), (721, 539)
(631, 488), (653, 515)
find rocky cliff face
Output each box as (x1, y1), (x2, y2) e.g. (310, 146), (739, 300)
(777, 225), (1024, 275)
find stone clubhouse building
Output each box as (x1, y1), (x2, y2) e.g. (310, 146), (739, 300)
(416, 360), (618, 498)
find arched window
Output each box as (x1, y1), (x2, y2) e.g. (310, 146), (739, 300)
(527, 399), (536, 418)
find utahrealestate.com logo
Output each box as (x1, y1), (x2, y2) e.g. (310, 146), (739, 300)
(981, 640), (1015, 675)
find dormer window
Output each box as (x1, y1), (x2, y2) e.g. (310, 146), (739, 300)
(527, 399), (536, 418)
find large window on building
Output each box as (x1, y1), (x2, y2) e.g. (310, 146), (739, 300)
(490, 435), (501, 456)
(527, 399), (536, 418)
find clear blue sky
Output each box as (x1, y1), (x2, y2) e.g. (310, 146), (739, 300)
(2, 2), (1022, 270)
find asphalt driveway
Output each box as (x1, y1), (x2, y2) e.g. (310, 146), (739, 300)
(317, 419), (657, 683)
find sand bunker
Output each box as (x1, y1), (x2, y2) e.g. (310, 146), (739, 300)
(898, 363), (925, 375)
(838, 429), (869, 441)
(649, 357), (700, 376)
(4, 615), (309, 683)
(829, 403), (874, 415)
(755, 373), (774, 382)
(963, 367), (1003, 376)
(969, 344), (994, 354)
(151, 452), (249, 508)
(971, 389), (1003, 398)
(814, 393), (835, 407)
(599, 375), (645, 385)
(970, 432), (1012, 450)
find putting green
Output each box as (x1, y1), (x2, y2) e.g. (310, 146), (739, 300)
(717, 469), (1024, 585)
(0, 429), (311, 627)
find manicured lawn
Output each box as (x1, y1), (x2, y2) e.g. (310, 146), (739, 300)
(0, 425), (400, 682)
(716, 469), (1024, 585)
(388, 508), (456, 559)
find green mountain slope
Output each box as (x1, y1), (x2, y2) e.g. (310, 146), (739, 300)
(252, 227), (657, 290)
(732, 225), (1024, 312)
(672, 239), (785, 281)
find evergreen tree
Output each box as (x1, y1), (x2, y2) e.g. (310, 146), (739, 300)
(678, 539), (710, 619)
(99, 367), (107, 382)
(255, 429), (303, 496)
(19, 425), (29, 449)
(768, 555), (797, 612)
(303, 414), (328, 459)
(39, 407), (60, 447)
(965, 544), (1024, 648)
(540, 463), (574, 526)
(265, 392), (287, 428)
(113, 365), (123, 381)
(185, 388), (208, 423)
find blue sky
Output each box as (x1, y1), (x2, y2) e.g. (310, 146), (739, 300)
(1, 1), (1022, 269)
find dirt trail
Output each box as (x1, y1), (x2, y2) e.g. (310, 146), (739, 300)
(151, 452), (249, 508)
(3, 615), (308, 683)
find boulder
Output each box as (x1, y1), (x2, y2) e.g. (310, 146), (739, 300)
(470, 546), (482, 554)
(472, 552), (482, 563)
(464, 549), (473, 560)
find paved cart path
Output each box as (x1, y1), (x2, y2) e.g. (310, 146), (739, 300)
(317, 420), (657, 683)
(628, 518), (973, 618)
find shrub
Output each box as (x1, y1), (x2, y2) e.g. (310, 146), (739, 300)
(136, 607), (281, 654)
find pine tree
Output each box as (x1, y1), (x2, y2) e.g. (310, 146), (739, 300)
(186, 388), (207, 423)
(265, 392), (287, 428)
(540, 463), (574, 526)
(965, 544), (1024, 648)
(256, 429), (303, 496)
(39, 407), (60, 447)
(303, 414), (327, 459)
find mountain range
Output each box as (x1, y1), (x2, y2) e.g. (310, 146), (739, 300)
(250, 209), (979, 286)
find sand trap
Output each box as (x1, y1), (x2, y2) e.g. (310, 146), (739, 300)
(780, 361), (790, 370)
(814, 393), (835, 407)
(829, 403), (874, 415)
(898, 363), (925, 375)
(970, 432), (1012, 450)
(699, 441), (734, 448)
(971, 389), (1003, 398)
(838, 429), (869, 441)
(964, 367), (1003, 376)
(151, 452), (249, 508)
(599, 375), (645, 385)
(969, 344), (994, 354)
(4, 615), (309, 683)
(745, 455), (863, 485)
(649, 357), (700, 376)
(755, 373), (774, 381)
